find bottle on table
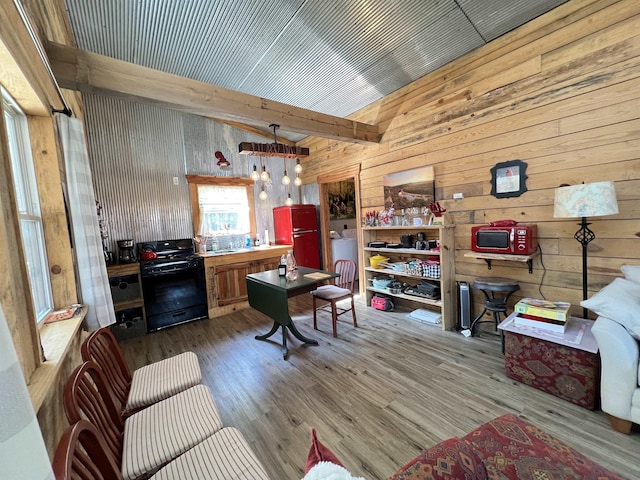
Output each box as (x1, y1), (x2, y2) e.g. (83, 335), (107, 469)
(285, 250), (297, 281)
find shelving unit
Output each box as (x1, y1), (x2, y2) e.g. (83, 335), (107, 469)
(362, 225), (456, 330)
(107, 263), (147, 341)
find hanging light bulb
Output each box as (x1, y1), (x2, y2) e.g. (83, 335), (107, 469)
(294, 158), (302, 173)
(260, 165), (269, 182)
(282, 169), (290, 185)
(250, 165), (259, 181)
(259, 185), (268, 200)
(294, 173), (302, 186)
(285, 193), (294, 206)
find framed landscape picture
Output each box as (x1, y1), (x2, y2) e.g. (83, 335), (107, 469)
(328, 180), (356, 219)
(383, 166), (435, 210)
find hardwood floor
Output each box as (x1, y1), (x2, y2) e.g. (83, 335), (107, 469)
(121, 295), (639, 479)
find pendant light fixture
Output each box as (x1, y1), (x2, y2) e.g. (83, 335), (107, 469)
(239, 123), (309, 158)
(240, 124), (308, 203)
(282, 169), (290, 185)
(260, 165), (269, 182)
(259, 184), (268, 200)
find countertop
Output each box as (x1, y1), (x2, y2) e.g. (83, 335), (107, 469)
(199, 244), (292, 265)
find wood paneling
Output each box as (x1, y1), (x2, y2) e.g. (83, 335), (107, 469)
(0, 0), (65, 113)
(298, 0), (640, 319)
(0, 90), (40, 381)
(29, 115), (77, 308)
(1, 0), (85, 461)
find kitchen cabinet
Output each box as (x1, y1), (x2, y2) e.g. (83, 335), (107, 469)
(215, 261), (252, 306)
(215, 257), (282, 307)
(202, 245), (290, 318)
(106, 263), (147, 341)
(362, 226), (456, 330)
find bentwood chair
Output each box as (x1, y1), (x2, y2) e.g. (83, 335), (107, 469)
(81, 326), (202, 415)
(64, 361), (223, 480)
(312, 259), (358, 337)
(53, 419), (271, 480)
(53, 420), (122, 480)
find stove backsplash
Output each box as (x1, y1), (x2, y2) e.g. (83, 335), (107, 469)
(204, 234), (249, 250)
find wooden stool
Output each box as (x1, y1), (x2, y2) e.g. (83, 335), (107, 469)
(470, 277), (520, 347)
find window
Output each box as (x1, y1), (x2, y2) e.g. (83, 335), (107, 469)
(186, 175), (256, 239)
(2, 88), (53, 322)
(198, 185), (250, 234)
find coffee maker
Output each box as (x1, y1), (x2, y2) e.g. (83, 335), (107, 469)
(415, 232), (427, 250)
(117, 239), (136, 264)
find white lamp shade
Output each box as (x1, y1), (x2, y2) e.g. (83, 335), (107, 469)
(553, 181), (618, 218)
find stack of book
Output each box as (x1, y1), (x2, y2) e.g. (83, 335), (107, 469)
(513, 298), (571, 333)
(44, 305), (81, 324)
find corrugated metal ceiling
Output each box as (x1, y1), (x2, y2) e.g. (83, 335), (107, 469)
(63, 0), (568, 141)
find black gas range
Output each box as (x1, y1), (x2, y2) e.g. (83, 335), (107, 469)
(138, 239), (203, 276)
(137, 239), (208, 331)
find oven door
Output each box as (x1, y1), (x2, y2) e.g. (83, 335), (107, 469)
(142, 267), (208, 332)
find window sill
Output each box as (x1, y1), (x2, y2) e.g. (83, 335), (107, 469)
(27, 308), (86, 412)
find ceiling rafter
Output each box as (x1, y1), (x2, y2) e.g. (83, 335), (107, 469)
(45, 42), (381, 145)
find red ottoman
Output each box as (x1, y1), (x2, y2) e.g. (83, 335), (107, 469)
(503, 324), (600, 409)
(387, 414), (623, 479)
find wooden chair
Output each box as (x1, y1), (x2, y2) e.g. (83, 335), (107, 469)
(81, 326), (202, 414)
(312, 259), (358, 337)
(64, 361), (224, 480)
(53, 419), (123, 480)
(53, 420), (271, 480)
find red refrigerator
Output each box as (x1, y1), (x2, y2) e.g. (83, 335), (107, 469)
(273, 204), (321, 269)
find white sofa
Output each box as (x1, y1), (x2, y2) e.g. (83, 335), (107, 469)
(592, 317), (640, 433)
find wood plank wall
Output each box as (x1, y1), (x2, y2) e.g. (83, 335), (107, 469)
(11, 0), (85, 459)
(298, 0), (640, 319)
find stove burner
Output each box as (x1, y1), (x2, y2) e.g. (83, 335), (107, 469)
(137, 239), (201, 277)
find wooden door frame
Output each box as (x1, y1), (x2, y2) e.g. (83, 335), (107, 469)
(317, 164), (363, 294)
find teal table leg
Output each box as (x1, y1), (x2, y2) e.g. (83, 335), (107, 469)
(247, 276), (318, 360)
(255, 321), (279, 341)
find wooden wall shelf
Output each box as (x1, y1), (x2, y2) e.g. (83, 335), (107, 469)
(464, 251), (539, 274)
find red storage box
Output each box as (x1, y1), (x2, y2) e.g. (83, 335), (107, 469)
(504, 331), (600, 409)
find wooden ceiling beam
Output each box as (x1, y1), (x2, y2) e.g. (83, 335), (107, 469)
(0, 1), (66, 115)
(45, 42), (381, 145)
(207, 118), (296, 145)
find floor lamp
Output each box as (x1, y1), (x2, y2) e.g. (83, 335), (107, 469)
(553, 181), (619, 318)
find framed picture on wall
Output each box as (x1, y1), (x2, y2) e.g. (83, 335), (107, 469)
(383, 166), (435, 210)
(328, 180), (356, 219)
(490, 159), (528, 198)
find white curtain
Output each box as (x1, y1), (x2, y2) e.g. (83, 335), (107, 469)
(57, 115), (115, 330)
(0, 305), (54, 479)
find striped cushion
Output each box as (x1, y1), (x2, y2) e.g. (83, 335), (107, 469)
(312, 285), (351, 300)
(150, 427), (270, 480)
(122, 384), (223, 480)
(127, 351), (202, 411)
